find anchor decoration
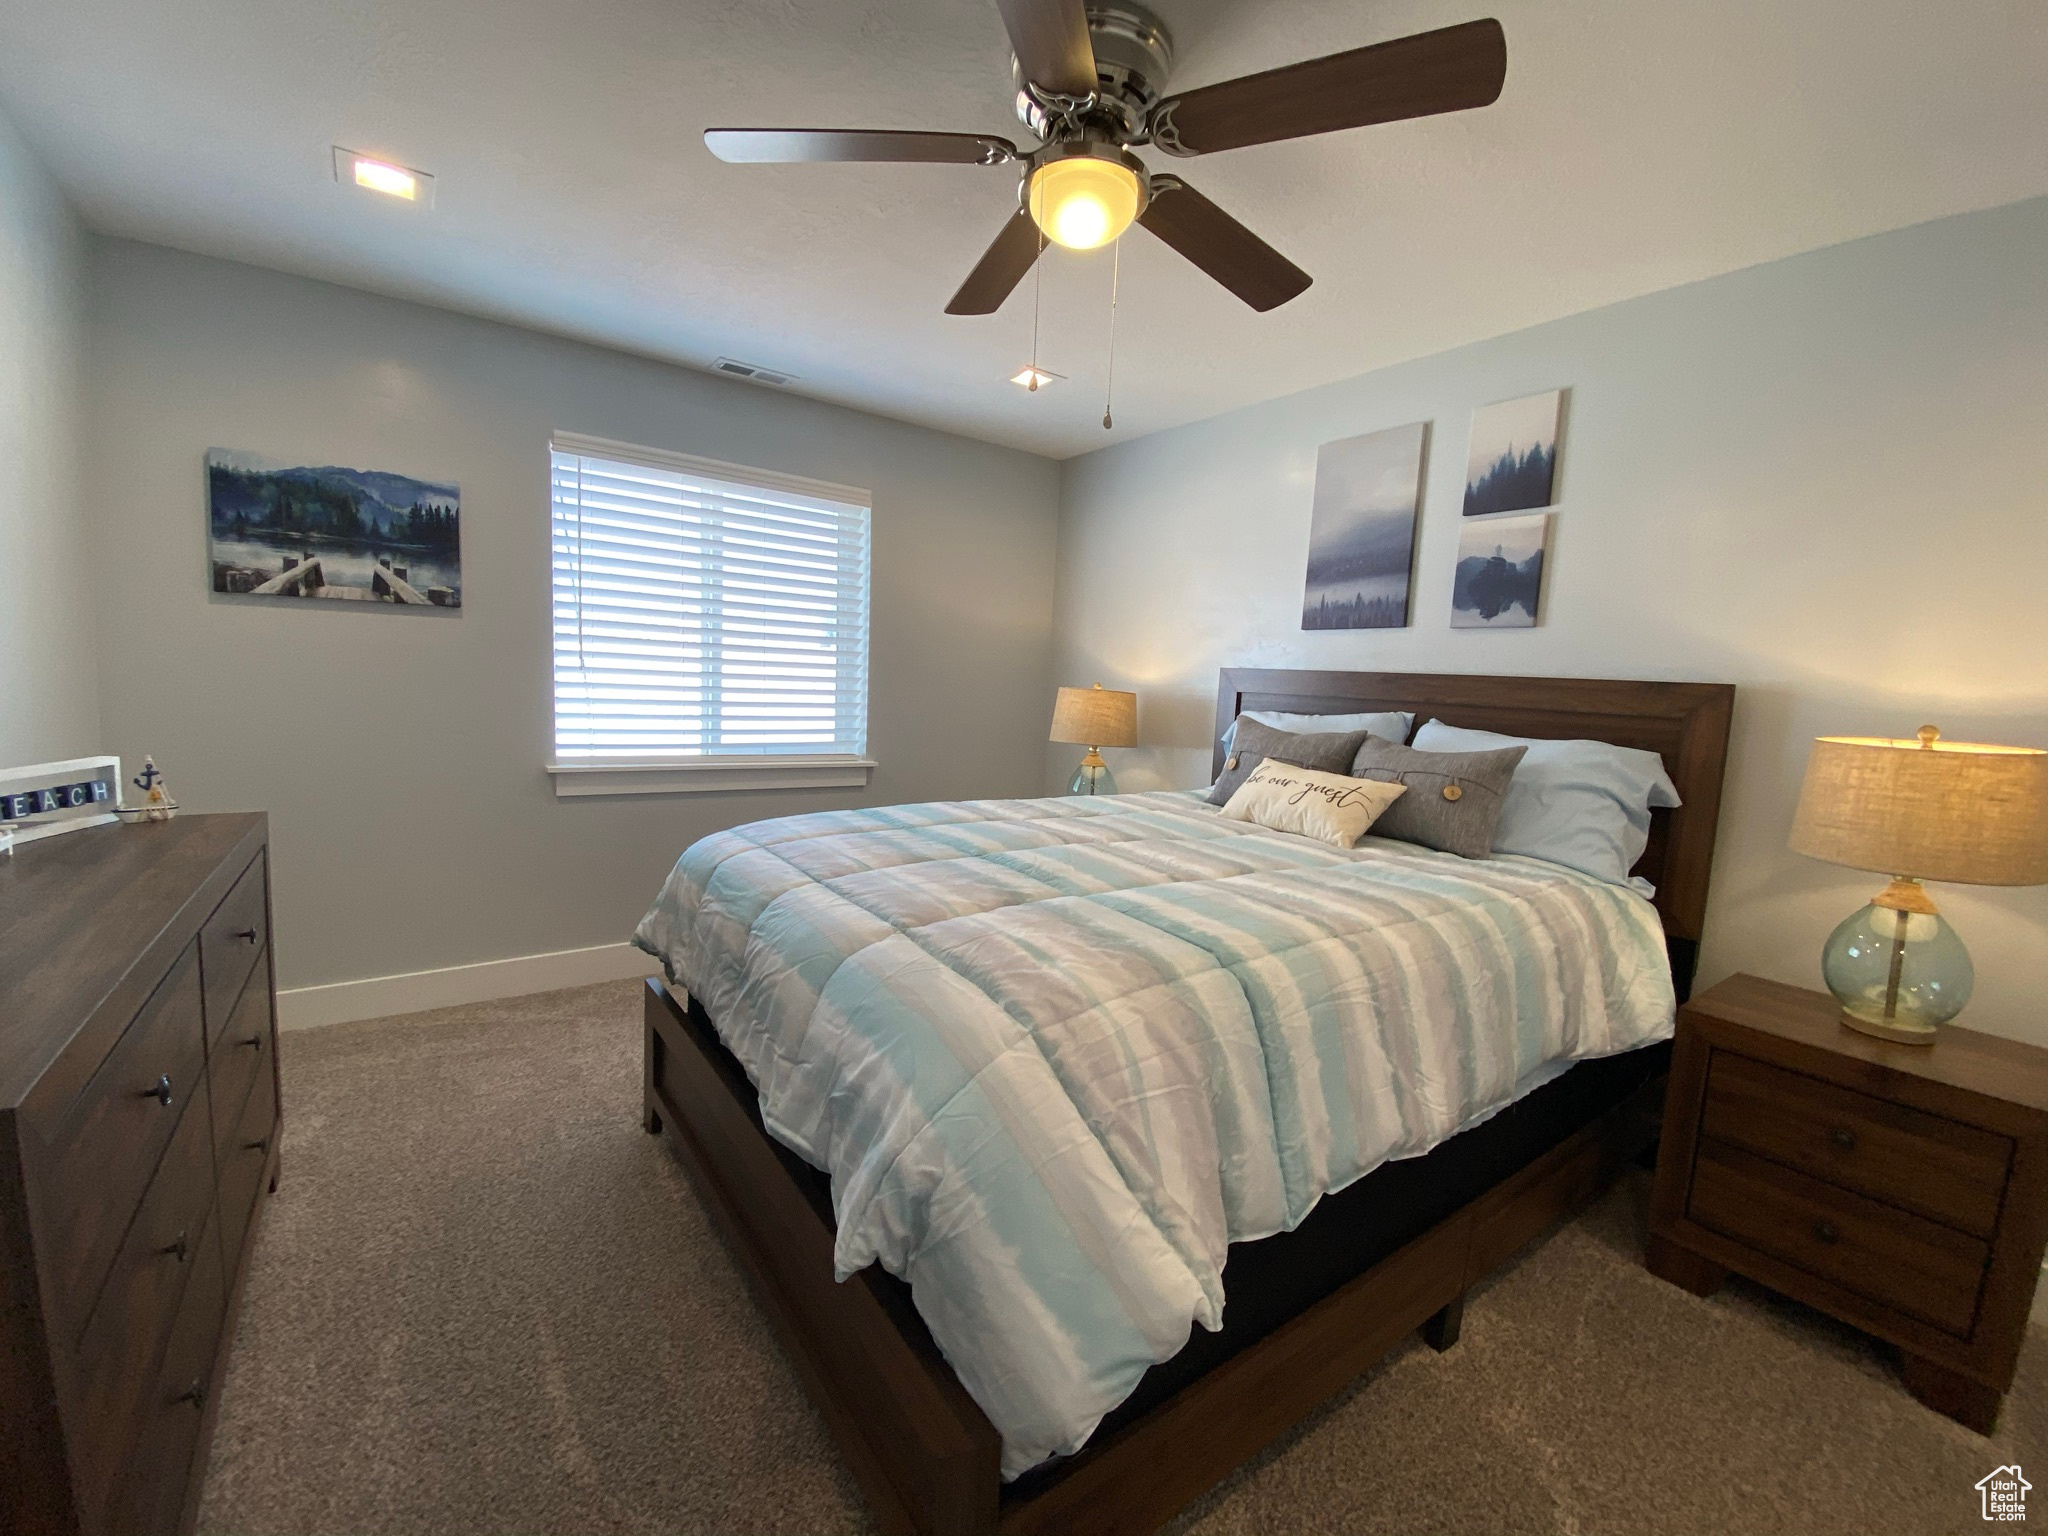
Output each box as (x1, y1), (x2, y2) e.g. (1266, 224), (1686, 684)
(119, 756), (181, 823)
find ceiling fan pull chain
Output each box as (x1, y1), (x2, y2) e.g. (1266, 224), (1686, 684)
(1029, 225), (1047, 389)
(1032, 225), (1048, 387)
(1102, 236), (1121, 430)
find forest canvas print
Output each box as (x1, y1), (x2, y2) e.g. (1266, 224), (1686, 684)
(1452, 512), (1548, 628)
(1462, 390), (1561, 516)
(1302, 422), (1426, 630)
(208, 450), (462, 608)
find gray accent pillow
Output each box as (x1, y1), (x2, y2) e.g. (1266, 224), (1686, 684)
(1347, 735), (1528, 859)
(1207, 719), (1374, 806)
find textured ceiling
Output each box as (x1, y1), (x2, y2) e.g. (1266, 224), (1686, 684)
(2, 0), (2045, 458)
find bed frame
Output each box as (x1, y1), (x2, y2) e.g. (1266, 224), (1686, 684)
(641, 669), (1734, 1536)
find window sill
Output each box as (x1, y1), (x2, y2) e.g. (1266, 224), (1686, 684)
(546, 756), (877, 798)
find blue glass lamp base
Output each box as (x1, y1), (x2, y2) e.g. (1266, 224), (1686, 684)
(1067, 753), (1117, 796)
(1821, 889), (1973, 1046)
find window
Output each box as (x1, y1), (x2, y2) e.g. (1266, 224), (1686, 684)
(547, 433), (873, 796)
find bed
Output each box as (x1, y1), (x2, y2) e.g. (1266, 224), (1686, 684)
(634, 668), (1734, 1535)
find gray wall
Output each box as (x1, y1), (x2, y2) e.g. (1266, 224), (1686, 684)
(85, 239), (1060, 990)
(0, 106), (96, 764)
(1052, 195), (2048, 1045)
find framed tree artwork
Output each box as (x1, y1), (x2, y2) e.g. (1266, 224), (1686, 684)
(1302, 421), (1427, 630)
(1451, 512), (1549, 628)
(1462, 390), (1562, 516)
(207, 450), (462, 608)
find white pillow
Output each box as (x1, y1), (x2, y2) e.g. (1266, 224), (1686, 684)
(1220, 709), (1414, 753)
(1410, 721), (1681, 893)
(1219, 761), (1407, 848)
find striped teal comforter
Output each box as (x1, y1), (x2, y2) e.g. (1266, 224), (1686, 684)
(634, 790), (1675, 1478)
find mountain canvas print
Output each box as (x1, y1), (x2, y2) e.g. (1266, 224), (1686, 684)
(207, 449), (462, 608)
(1462, 389), (1561, 516)
(1302, 421), (1427, 630)
(1452, 512), (1548, 628)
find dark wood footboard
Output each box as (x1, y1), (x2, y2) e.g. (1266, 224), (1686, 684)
(643, 981), (1000, 1536)
(642, 979), (1666, 1536)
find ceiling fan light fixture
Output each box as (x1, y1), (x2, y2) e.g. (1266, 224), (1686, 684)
(1011, 365), (1064, 389)
(712, 4), (1509, 318)
(1027, 148), (1145, 251)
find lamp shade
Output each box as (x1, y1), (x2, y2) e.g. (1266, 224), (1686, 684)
(1789, 728), (2048, 887)
(1050, 684), (1137, 748)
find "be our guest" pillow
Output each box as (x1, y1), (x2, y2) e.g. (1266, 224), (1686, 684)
(1219, 760), (1407, 849)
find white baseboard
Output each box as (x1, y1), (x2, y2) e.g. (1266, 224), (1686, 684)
(277, 941), (661, 1030)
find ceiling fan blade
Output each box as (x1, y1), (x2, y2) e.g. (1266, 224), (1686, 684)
(1149, 18), (1507, 156)
(705, 129), (1018, 165)
(992, 0), (1098, 97)
(1137, 178), (1311, 312)
(946, 208), (1045, 316)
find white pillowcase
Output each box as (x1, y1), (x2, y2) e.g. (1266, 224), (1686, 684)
(1410, 720), (1681, 893)
(1219, 761), (1407, 848)
(1220, 709), (1414, 753)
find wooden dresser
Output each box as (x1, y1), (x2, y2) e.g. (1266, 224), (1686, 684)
(0, 814), (281, 1536)
(1648, 973), (2048, 1433)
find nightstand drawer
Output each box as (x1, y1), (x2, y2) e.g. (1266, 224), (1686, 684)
(1701, 1052), (2010, 1237)
(1688, 1138), (1989, 1336)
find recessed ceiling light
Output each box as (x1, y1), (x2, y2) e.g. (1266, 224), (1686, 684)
(1011, 365), (1064, 390)
(333, 146), (435, 207)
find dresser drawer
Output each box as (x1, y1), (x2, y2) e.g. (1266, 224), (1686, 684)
(216, 1049), (278, 1281)
(206, 968), (273, 1166)
(103, 1202), (227, 1536)
(67, 1076), (217, 1523)
(200, 854), (267, 1046)
(1700, 1052), (2011, 1237)
(41, 941), (209, 1335)
(1689, 1138), (1989, 1336)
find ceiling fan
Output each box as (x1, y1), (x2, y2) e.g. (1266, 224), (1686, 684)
(705, 1), (1507, 316)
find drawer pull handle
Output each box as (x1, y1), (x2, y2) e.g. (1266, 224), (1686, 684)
(161, 1230), (189, 1263)
(233, 928), (259, 944)
(241, 1033), (264, 1051)
(1813, 1219), (1841, 1245)
(175, 1380), (207, 1410)
(245, 1136), (270, 1155)
(1828, 1127), (1857, 1152)
(142, 1074), (173, 1107)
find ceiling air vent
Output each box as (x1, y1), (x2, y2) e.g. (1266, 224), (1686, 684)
(712, 357), (796, 387)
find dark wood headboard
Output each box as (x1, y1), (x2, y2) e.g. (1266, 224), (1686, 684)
(1214, 669), (1735, 985)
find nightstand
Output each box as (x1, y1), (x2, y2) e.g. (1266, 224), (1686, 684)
(1647, 973), (2048, 1433)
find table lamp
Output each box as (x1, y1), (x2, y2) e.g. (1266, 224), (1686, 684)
(1789, 725), (2048, 1043)
(1050, 683), (1137, 796)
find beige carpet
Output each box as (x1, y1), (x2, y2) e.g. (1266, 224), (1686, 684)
(197, 980), (2044, 1536)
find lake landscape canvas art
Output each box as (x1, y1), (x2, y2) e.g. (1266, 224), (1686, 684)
(1463, 389), (1561, 516)
(207, 450), (462, 607)
(1302, 422), (1427, 630)
(1452, 512), (1548, 628)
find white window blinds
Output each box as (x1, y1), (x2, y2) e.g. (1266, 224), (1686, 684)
(550, 435), (871, 763)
